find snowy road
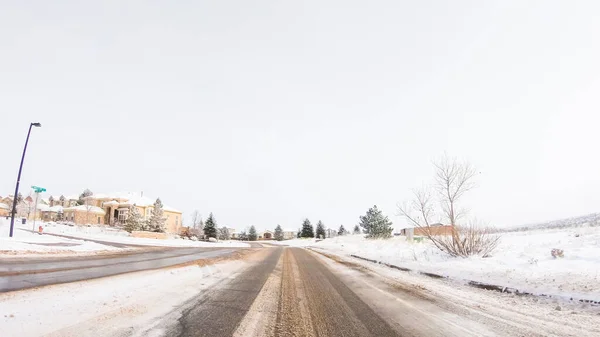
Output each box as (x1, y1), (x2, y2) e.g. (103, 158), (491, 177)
(138, 247), (600, 337)
(2, 247), (599, 336)
(0, 247), (239, 292)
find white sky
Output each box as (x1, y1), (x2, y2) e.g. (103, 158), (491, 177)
(1, 1), (599, 231)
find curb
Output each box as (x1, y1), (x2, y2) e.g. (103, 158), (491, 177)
(349, 254), (600, 306)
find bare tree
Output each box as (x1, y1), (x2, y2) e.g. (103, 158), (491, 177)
(189, 210), (203, 237)
(398, 154), (499, 257)
(398, 186), (435, 228)
(84, 197), (96, 225)
(433, 153), (477, 227)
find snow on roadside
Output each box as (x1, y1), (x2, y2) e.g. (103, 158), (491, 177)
(0, 258), (250, 337)
(0, 219), (122, 255)
(40, 222), (250, 248)
(307, 227), (600, 301)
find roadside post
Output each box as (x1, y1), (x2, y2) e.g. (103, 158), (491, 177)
(31, 186), (46, 231)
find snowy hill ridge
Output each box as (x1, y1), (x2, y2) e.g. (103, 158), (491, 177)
(503, 212), (600, 232)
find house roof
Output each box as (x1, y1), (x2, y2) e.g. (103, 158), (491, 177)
(49, 205), (63, 212)
(118, 195), (181, 213)
(63, 205), (106, 215)
(0, 203), (9, 210)
(36, 204), (51, 212)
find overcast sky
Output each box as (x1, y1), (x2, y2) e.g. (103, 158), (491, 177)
(1, 1), (599, 231)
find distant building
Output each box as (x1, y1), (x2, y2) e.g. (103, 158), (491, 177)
(399, 223), (454, 236)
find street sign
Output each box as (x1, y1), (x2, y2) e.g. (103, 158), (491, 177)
(31, 185), (46, 193)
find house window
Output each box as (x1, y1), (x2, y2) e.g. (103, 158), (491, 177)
(97, 217), (101, 224)
(118, 209), (128, 223)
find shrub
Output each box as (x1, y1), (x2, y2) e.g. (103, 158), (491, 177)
(423, 223), (500, 257)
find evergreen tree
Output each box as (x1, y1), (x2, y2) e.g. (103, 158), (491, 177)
(124, 206), (144, 233)
(77, 189), (93, 205)
(59, 195), (66, 206)
(238, 230), (248, 241)
(274, 225), (284, 241)
(300, 219), (314, 238)
(248, 226), (258, 241)
(218, 226), (230, 240)
(338, 225), (347, 236)
(353, 224), (361, 234)
(203, 213), (218, 238)
(315, 220), (326, 239)
(147, 198), (167, 232)
(359, 205), (393, 238)
(48, 196), (55, 207)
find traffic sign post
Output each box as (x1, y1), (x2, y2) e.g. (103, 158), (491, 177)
(31, 186), (46, 232)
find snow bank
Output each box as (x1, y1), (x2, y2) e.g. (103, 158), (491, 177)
(0, 218), (121, 255)
(310, 228), (600, 300)
(0, 258), (249, 336)
(41, 222), (250, 248)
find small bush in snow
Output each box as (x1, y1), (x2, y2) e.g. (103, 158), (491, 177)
(551, 248), (564, 258)
(425, 222), (500, 258)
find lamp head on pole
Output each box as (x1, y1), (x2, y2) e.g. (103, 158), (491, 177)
(31, 122), (42, 127)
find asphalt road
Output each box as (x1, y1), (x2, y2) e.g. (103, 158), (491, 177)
(0, 247), (239, 292)
(152, 247), (401, 337)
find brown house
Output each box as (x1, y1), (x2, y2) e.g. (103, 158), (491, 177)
(401, 223), (454, 236)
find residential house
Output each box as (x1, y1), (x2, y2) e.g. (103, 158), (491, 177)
(42, 195), (79, 208)
(226, 227), (237, 239)
(63, 205), (106, 225)
(258, 230), (274, 240)
(83, 192), (183, 234)
(0, 202), (9, 217)
(399, 223), (453, 236)
(282, 228), (297, 240)
(325, 228), (337, 238)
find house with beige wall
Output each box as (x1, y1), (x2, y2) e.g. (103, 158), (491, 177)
(83, 192), (182, 234)
(0, 202), (9, 217)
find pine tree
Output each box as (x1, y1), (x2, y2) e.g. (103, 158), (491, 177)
(218, 226), (230, 240)
(77, 189), (93, 206)
(248, 226), (258, 241)
(147, 198), (167, 232)
(353, 224), (361, 234)
(338, 225), (347, 236)
(203, 213), (218, 238)
(59, 195), (66, 206)
(48, 196), (55, 207)
(300, 219), (314, 238)
(274, 225), (284, 241)
(124, 206), (144, 233)
(359, 205), (393, 238)
(315, 220), (326, 239)
(238, 231), (248, 241)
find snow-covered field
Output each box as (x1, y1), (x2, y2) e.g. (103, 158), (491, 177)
(0, 219), (249, 254)
(292, 226), (600, 301)
(41, 222), (250, 248)
(0, 218), (121, 255)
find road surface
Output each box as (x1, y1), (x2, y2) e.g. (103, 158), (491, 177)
(136, 247), (600, 337)
(0, 247), (240, 292)
(3, 246), (598, 336)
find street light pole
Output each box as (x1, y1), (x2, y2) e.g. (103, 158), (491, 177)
(9, 122), (42, 238)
